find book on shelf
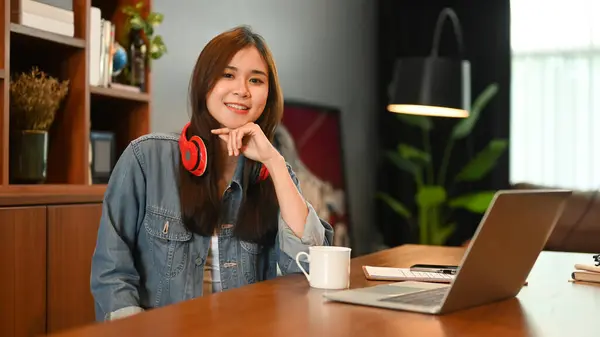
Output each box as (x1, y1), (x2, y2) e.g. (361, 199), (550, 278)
(11, 0), (74, 36)
(93, 16), (115, 87)
(89, 7), (102, 86)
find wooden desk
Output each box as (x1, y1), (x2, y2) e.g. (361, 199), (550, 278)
(47, 244), (600, 337)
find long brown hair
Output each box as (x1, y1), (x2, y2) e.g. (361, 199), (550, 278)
(179, 26), (283, 246)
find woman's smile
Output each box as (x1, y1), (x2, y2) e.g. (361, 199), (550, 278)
(225, 102), (251, 115)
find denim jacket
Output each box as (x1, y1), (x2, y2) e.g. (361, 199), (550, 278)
(90, 132), (334, 321)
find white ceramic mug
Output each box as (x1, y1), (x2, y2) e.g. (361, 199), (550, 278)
(295, 246), (352, 290)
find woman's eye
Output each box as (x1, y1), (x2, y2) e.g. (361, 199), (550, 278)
(250, 78), (264, 84)
(223, 73), (233, 78)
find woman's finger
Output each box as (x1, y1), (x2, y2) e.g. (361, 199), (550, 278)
(232, 130), (239, 156)
(236, 129), (244, 152)
(229, 131), (234, 156)
(240, 123), (257, 136)
(211, 128), (230, 134)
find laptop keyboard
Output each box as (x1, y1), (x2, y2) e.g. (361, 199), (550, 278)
(379, 287), (449, 306)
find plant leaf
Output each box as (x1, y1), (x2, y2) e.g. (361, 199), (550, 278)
(385, 150), (419, 178)
(449, 191), (496, 213)
(432, 222), (456, 245)
(147, 12), (164, 26)
(376, 192), (412, 219)
(451, 83), (498, 140)
(415, 185), (447, 209)
(152, 35), (167, 52)
(129, 16), (144, 29)
(135, 1), (144, 9)
(454, 139), (508, 182)
(143, 21), (154, 36)
(398, 143), (430, 165)
(396, 114), (433, 131)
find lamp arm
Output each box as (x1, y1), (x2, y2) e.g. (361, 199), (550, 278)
(430, 7), (465, 57)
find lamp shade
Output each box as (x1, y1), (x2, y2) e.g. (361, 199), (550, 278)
(387, 56), (471, 118)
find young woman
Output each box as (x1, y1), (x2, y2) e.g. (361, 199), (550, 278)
(90, 26), (334, 322)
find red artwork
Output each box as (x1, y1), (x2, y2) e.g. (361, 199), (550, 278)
(281, 103), (345, 190)
(276, 101), (350, 247)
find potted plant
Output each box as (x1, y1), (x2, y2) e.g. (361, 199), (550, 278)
(377, 83), (508, 246)
(122, 2), (166, 60)
(115, 1), (166, 89)
(9, 67), (69, 184)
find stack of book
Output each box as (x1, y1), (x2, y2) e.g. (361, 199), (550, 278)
(11, 0), (74, 36)
(571, 256), (600, 284)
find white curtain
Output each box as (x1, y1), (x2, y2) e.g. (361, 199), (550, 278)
(510, 0), (600, 190)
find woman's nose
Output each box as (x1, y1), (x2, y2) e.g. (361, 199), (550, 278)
(233, 79), (250, 97)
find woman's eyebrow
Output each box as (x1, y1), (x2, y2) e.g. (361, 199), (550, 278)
(225, 65), (267, 77)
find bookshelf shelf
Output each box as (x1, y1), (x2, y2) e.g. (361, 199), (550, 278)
(10, 23), (85, 49)
(90, 85), (150, 102)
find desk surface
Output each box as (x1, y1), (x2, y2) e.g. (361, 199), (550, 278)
(48, 244), (600, 337)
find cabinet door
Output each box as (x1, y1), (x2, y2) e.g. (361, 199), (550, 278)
(0, 206), (47, 337)
(47, 203), (102, 333)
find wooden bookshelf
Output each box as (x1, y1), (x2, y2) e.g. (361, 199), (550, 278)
(0, 0), (151, 190)
(1, 1), (154, 336)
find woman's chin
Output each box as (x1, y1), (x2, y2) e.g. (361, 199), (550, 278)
(219, 119), (248, 129)
(221, 115), (260, 129)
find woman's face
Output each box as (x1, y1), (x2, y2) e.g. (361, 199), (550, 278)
(206, 46), (269, 129)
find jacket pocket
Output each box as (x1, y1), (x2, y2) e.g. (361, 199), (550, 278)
(240, 241), (263, 284)
(143, 208), (192, 279)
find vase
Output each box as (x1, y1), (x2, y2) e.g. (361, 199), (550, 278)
(128, 28), (147, 91)
(9, 130), (48, 184)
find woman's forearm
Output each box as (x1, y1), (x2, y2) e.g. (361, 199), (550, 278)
(263, 154), (308, 237)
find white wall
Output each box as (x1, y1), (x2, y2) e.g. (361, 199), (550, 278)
(152, 0), (380, 255)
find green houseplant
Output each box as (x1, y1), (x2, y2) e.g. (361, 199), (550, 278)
(121, 1), (167, 62)
(377, 83), (507, 245)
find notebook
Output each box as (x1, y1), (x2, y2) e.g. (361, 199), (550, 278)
(362, 266), (454, 283)
(571, 263), (600, 284)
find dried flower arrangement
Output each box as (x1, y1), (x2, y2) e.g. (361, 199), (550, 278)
(9, 67), (70, 131)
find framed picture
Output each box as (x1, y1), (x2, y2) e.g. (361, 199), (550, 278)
(274, 100), (351, 247)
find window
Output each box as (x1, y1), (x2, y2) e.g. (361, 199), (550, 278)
(510, 0), (600, 190)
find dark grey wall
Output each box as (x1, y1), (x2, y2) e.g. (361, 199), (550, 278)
(151, 0), (381, 255)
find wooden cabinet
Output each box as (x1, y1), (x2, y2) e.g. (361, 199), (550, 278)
(0, 0), (156, 333)
(0, 206), (47, 337)
(47, 204), (102, 333)
(0, 200), (103, 337)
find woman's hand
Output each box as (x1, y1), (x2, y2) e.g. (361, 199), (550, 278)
(211, 123), (280, 164)
(213, 123), (309, 237)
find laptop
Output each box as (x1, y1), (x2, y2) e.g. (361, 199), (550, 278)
(323, 189), (572, 315)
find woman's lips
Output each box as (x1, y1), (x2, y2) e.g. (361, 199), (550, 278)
(225, 103), (250, 115)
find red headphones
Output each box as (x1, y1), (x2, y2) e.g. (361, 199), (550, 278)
(179, 122), (269, 182)
(179, 122), (208, 176)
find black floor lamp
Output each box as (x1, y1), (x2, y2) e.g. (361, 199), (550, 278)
(387, 7), (471, 119)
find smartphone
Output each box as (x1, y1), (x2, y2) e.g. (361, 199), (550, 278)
(410, 264), (459, 274)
